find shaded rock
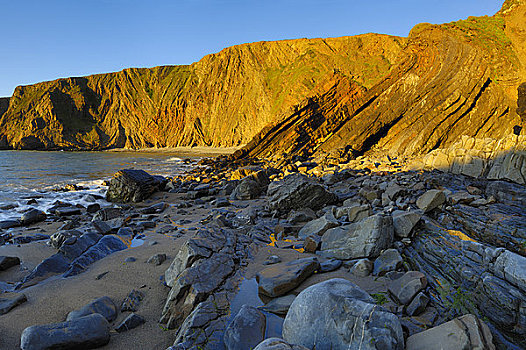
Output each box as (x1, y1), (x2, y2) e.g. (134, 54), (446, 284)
(392, 210), (422, 238)
(20, 253), (70, 286)
(67, 296), (117, 322)
(406, 292), (429, 317)
(0, 256), (20, 271)
(12, 233), (49, 244)
(406, 314), (495, 350)
(64, 235), (127, 277)
(20, 209), (46, 226)
(0, 220), (20, 229)
(92, 207), (122, 221)
(257, 257), (320, 297)
(282, 278), (404, 350)
(287, 208), (317, 224)
(20, 313), (110, 350)
(416, 190), (445, 213)
(86, 203), (100, 214)
(303, 235), (321, 253)
(319, 259), (342, 272)
(224, 305), (266, 350)
(373, 249), (403, 276)
(59, 232), (101, 260)
(140, 202), (168, 214)
(254, 338), (309, 350)
(267, 174), (337, 214)
(121, 289), (144, 312)
(91, 220), (112, 235)
(106, 169), (165, 203)
(55, 206), (81, 217)
(335, 204), (372, 222)
(115, 313), (146, 333)
(147, 253), (167, 266)
(321, 214), (393, 259)
(349, 258), (373, 277)
(388, 271), (427, 305)
(231, 170), (269, 200)
(0, 293), (27, 315)
(260, 294), (296, 315)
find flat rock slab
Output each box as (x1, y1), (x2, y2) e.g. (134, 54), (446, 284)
(67, 296), (117, 322)
(257, 257), (320, 297)
(0, 256), (20, 271)
(20, 313), (110, 350)
(0, 293), (27, 315)
(260, 294), (296, 315)
(416, 190), (445, 213)
(406, 314), (495, 350)
(388, 271), (427, 305)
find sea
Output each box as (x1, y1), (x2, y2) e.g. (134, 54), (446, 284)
(0, 150), (198, 221)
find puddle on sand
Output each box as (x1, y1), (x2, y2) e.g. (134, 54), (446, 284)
(227, 278), (284, 339)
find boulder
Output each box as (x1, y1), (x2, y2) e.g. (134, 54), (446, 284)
(231, 170), (269, 200)
(349, 258), (373, 277)
(0, 256), (20, 271)
(406, 314), (495, 350)
(303, 235), (321, 253)
(67, 296), (117, 322)
(20, 209), (46, 226)
(282, 278), (404, 350)
(392, 210), (421, 238)
(298, 212), (339, 239)
(267, 174), (337, 214)
(254, 338), (309, 350)
(20, 313), (110, 350)
(416, 190), (445, 213)
(0, 293), (27, 315)
(224, 305), (266, 350)
(388, 271), (427, 305)
(321, 214), (394, 259)
(373, 249), (403, 276)
(115, 313), (146, 333)
(106, 169), (165, 203)
(256, 257), (320, 297)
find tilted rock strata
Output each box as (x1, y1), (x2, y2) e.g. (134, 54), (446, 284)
(0, 35), (403, 150)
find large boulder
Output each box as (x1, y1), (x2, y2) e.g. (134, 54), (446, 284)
(106, 169), (165, 203)
(406, 314), (495, 350)
(224, 305), (266, 350)
(257, 257), (320, 297)
(267, 174), (337, 214)
(282, 278), (404, 350)
(20, 209), (46, 226)
(20, 313), (110, 350)
(321, 214), (393, 259)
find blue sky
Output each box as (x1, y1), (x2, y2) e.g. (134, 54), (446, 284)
(0, 0), (504, 97)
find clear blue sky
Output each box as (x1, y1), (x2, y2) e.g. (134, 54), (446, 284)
(0, 0), (504, 97)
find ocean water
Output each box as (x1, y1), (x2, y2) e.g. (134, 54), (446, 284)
(0, 150), (196, 221)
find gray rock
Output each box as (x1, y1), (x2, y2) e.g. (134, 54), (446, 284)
(349, 258), (373, 277)
(106, 169), (165, 203)
(20, 253), (70, 286)
(20, 209), (46, 226)
(92, 207), (123, 221)
(319, 259), (342, 272)
(260, 294), (296, 315)
(267, 174), (337, 214)
(254, 338), (309, 350)
(406, 314), (495, 350)
(0, 293), (27, 315)
(67, 296), (117, 322)
(298, 212), (339, 239)
(493, 250), (526, 293)
(0, 256), (20, 271)
(121, 289), (144, 312)
(140, 202), (168, 214)
(0, 219), (20, 229)
(146, 253), (166, 265)
(55, 207), (81, 216)
(392, 210), (422, 238)
(224, 305), (266, 350)
(86, 203), (100, 213)
(264, 255), (282, 265)
(388, 271), (427, 305)
(231, 170), (269, 200)
(91, 220), (112, 235)
(287, 208), (317, 224)
(321, 214), (394, 259)
(416, 190), (445, 212)
(373, 249), (403, 276)
(20, 313), (110, 350)
(115, 313), (146, 333)
(257, 257), (320, 297)
(282, 278), (404, 350)
(406, 292), (429, 316)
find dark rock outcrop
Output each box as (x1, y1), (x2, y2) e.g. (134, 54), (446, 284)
(106, 169), (165, 202)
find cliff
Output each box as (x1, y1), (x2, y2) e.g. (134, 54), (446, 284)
(0, 35), (404, 150)
(239, 0), (526, 162)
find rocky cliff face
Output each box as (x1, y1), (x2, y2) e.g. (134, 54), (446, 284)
(240, 1), (526, 162)
(0, 35), (403, 150)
